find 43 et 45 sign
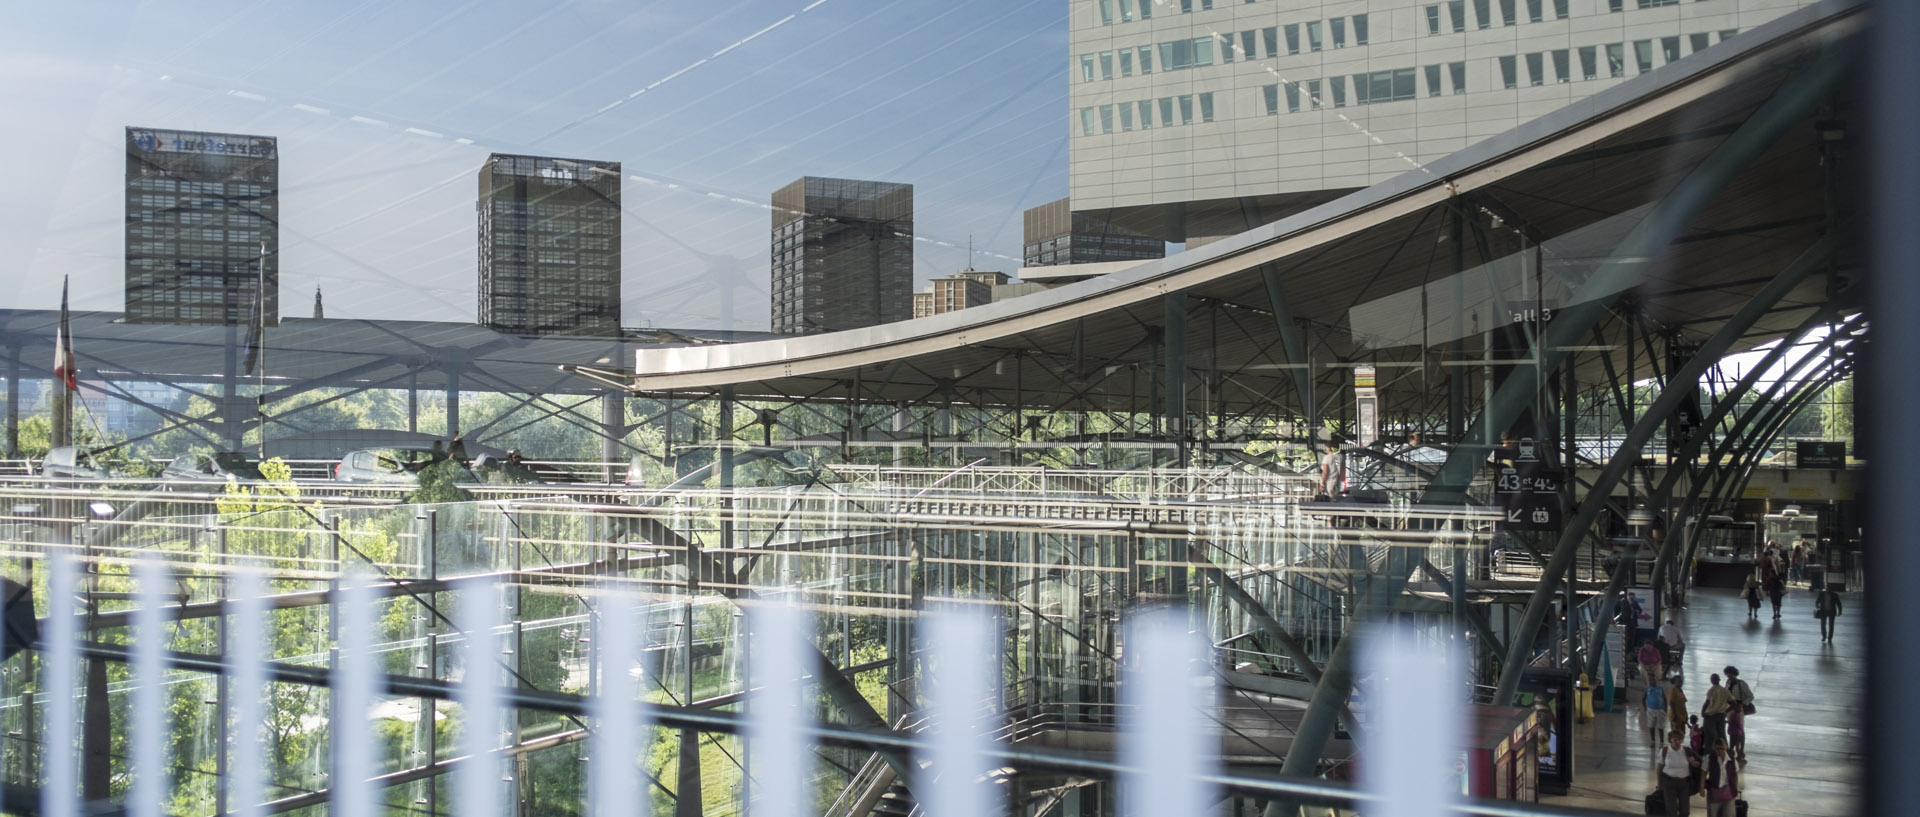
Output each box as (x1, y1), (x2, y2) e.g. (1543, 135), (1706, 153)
(1496, 458), (1564, 531)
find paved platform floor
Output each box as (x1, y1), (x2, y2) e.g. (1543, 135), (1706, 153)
(1541, 585), (1863, 816)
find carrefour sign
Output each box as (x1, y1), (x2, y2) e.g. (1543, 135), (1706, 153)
(128, 129), (276, 158)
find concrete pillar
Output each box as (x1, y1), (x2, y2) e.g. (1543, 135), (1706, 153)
(5, 345), (18, 457)
(601, 391), (622, 483)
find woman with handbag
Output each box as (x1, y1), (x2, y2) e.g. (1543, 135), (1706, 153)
(1740, 572), (1762, 619)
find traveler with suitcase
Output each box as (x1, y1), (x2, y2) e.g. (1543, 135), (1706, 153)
(1656, 730), (1699, 816)
(1702, 739), (1745, 816)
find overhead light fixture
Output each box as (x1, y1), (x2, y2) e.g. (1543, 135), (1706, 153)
(88, 502), (116, 519)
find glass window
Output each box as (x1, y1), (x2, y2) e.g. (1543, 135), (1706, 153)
(1689, 33), (1710, 54)
(1121, 49), (1134, 76)
(1499, 55), (1518, 89)
(1139, 46), (1154, 73)
(1139, 99), (1154, 128)
(1100, 51), (1114, 80)
(1354, 14), (1369, 45)
(1427, 5), (1442, 35)
(1552, 49), (1570, 83)
(1609, 0), (1622, 10)
(1120, 103), (1134, 131)
(1527, 0), (1543, 22)
(1199, 92), (1215, 122)
(1579, 45), (1598, 80)
(1500, 0), (1517, 26)
(1192, 36), (1213, 67)
(1100, 105), (1114, 133)
(1180, 0), (1193, 11)
(1160, 97), (1175, 125)
(1178, 94), (1194, 124)
(1219, 34), (1234, 63)
(1426, 64), (1443, 97)
(1120, 0), (1133, 22)
(1307, 79), (1321, 109)
(1474, 0), (1491, 29)
(1661, 36), (1681, 64)
(1719, 29), (1737, 42)
(1282, 25), (1297, 55)
(1332, 17), (1347, 48)
(1242, 31), (1257, 60)
(1160, 42), (1177, 70)
(1607, 43), (1626, 77)
(1266, 27), (1281, 57)
(1526, 52), (1544, 85)
(1099, 0), (1114, 24)
(1080, 108), (1096, 136)
(1329, 75), (1346, 107)
(1201, 0), (1213, 8)
(1450, 60), (1467, 93)
(1306, 21), (1323, 51)
(1080, 55), (1095, 83)
(1286, 82), (1301, 112)
(1448, 0), (1467, 32)
(1554, 0), (1568, 16)
(1634, 40), (1654, 73)
(1263, 83), (1280, 114)
(1393, 67), (1417, 99)
(1139, 0), (1152, 19)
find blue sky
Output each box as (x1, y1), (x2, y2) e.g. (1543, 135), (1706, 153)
(0, 0), (1070, 330)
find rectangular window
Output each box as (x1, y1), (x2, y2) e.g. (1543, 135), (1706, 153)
(1607, 43), (1626, 77)
(1474, 0), (1491, 29)
(1192, 36), (1214, 66)
(1526, 52), (1543, 85)
(1120, 0), (1133, 22)
(1354, 73), (1370, 105)
(1139, 46), (1154, 73)
(1080, 108), (1096, 136)
(1099, 105), (1114, 133)
(1121, 49), (1134, 76)
(1448, 0), (1467, 32)
(1139, 0), (1152, 19)
(1499, 55), (1518, 89)
(1425, 64), (1443, 97)
(1689, 33), (1710, 54)
(1579, 45), (1598, 80)
(1099, 0), (1114, 24)
(1427, 5), (1442, 35)
(1080, 54), (1095, 83)
(1609, 0), (1622, 10)
(1719, 29), (1737, 42)
(1634, 40), (1654, 73)
(1527, 0), (1543, 22)
(1332, 17), (1346, 48)
(1554, 0), (1568, 17)
(1178, 94), (1194, 124)
(1202, 0), (1213, 8)
(1450, 60), (1467, 93)
(1307, 79), (1321, 109)
(1263, 83), (1280, 114)
(1219, 34), (1234, 63)
(1281, 25), (1296, 55)
(1180, 0), (1192, 10)
(1329, 75), (1346, 107)
(1552, 49), (1569, 83)
(1500, 0), (1517, 26)
(1160, 97), (1175, 125)
(1354, 14), (1369, 44)
(1159, 42), (1177, 70)
(1242, 30), (1256, 60)
(1199, 91), (1215, 122)
(1119, 103), (1134, 131)
(1139, 100), (1154, 128)
(1306, 20), (1323, 51)
(1100, 51), (1114, 80)
(1286, 82), (1301, 112)
(1661, 36), (1681, 65)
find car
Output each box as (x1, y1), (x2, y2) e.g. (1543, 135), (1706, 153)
(39, 446), (110, 480)
(162, 452), (268, 484)
(334, 445), (456, 484)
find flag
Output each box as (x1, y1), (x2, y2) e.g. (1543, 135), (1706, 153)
(241, 243), (266, 375)
(52, 276), (77, 392)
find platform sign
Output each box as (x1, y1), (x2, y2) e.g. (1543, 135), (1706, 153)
(1354, 367), (1379, 447)
(1797, 440), (1846, 469)
(1495, 460), (1564, 531)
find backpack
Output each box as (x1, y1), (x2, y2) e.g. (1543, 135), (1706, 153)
(1645, 684), (1667, 711)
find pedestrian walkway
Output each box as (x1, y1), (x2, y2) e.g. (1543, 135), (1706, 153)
(1542, 585), (1863, 815)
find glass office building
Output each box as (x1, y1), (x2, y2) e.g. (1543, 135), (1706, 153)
(771, 177), (914, 335)
(477, 153), (622, 336)
(123, 127), (278, 326)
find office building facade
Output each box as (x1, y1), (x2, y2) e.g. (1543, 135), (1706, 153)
(1022, 197), (1165, 267)
(478, 154), (622, 336)
(124, 128), (279, 325)
(913, 270), (1009, 318)
(771, 177), (914, 335)
(1068, 0), (1816, 244)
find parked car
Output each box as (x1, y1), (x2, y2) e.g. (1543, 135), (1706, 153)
(334, 445), (457, 484)
(39, 446), (110, 480)
(162, 452), (268, 484)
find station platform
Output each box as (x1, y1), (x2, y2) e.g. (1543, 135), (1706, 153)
(1542, 585), (1863, 816)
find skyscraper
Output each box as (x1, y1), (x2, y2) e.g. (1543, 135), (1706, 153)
(771, 177), (914, 335)
(1021, 197), (1163, 267)
(124, 127), (278, 325)
(477, 154), (622, 336)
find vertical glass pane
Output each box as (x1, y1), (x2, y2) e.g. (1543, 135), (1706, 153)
(1373, 71), (1393, 101)
(1263, 84), (1279, 114)
(1394, 67), (1417, 99)
(1450, 60), (1467, 93)
(1192, 37), (1213, 67)
(1277, 26), (1291, 56)
(1219, 34), (1234, 63)
(1634, 40), (1654, 73)
(1330, 75), (1346, 107)
(1199, 92), (1214, 122)
(1099, 105), (1114, 133)
(1719, 29), (1737, 42)
(1609, 0), (1622, 11)
(1473, 0), (1491, 29)
(1354, 14), (1369, 44)
(1160, 42), (1176, 70)
(1121, 49), (1134, 76)
(1139, 0), (1152, 19)
(1307, 21), (1323, 51)
(1528, 0), (1543, 22)
(1500, 0), (1517, 26)
(1080, 55), (1094, 83)
(1354, 74), (1371, 105)
(1554, 0), (1568, 16)
(1139, 99), (1154, 127)
(1099, 0), (1114, 24)
(1140, 46), (1154, 73)
(1242, 31), (1257, 60)
(1427, 5), (1442, 35)
(1426, 64), (1443, 97)
(1332, 18), (1346, 48)
(1661, 36), (1681, 64)
(1307, 79), (1321, 109)
(1579, 45), (1598, 80)
(1121, 0), (1133, 22)
(1178, 94), (1194, 124)
(1159, 97), (1174, 125)
(1499, 55), (1517, 89)
(1449, 0), (1467, 32)
(1689, 33), (1710, 54)
(1180, 0), (1193, 11)
(1286, 82), (1301, 112)
(1552, 49), (1570, 83)
(1080, 108), (1096, 136)
(1100, 51), (1114, 80)
(1526, 52), (1543, 85)
(1119, 103), (1134, 131)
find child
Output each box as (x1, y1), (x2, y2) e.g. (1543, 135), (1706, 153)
(1687, 714), (1704, 754)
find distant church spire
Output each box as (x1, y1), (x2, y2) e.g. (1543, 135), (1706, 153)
(312, 286), (324, 319)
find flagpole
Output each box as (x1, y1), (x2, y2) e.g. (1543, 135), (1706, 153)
(256, 242), (267, 460)
(52, 277), (72, 450)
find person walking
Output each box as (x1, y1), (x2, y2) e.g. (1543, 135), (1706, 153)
(1740, 572), (1763, 619)
(1814, 581), (1844, 642)
(1658, 729), (1700, 817)
(1763, 569), (1786, 619)
(1724, 666), (1755, 763)
(1317, 442), (1345, 499)
(1702, 739), (1742, 817)
(1667, 678), (1690, 740)
(1701, 673), (1733, 749)
(1638, 639), (1664, 686)
(1644, 679), (1669, 749)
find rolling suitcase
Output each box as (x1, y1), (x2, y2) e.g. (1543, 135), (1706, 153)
(1736, 799), (1749, 817)
(1644, 790), (1663, 815)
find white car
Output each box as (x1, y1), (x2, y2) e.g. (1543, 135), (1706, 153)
(39, 446), (110, 480)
